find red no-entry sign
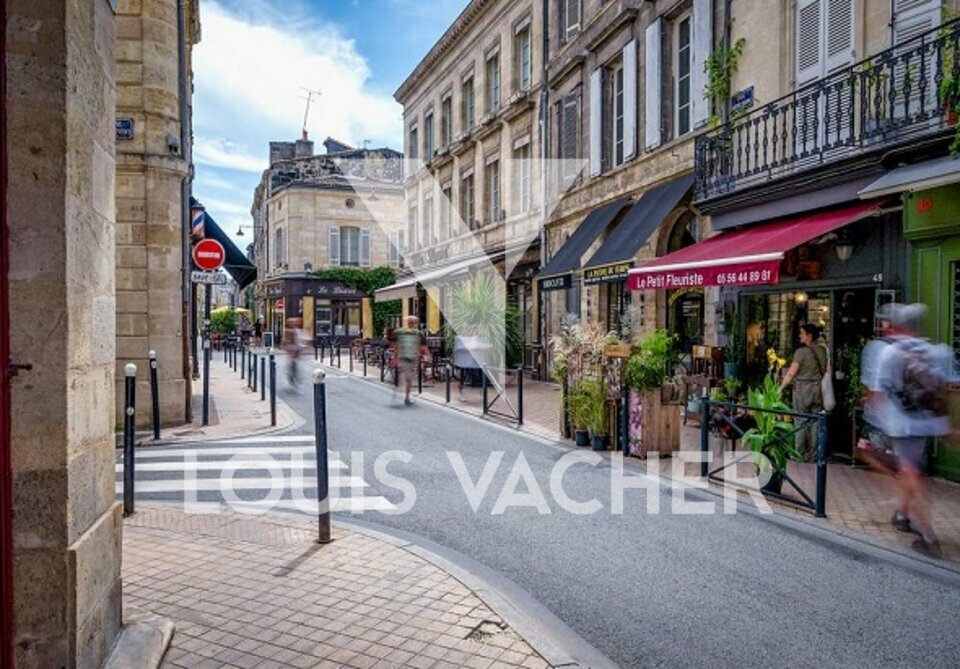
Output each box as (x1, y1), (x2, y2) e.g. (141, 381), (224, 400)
(192, 239), (226, 271)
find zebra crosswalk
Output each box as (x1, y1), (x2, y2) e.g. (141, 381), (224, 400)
(116, 435), (396, 513)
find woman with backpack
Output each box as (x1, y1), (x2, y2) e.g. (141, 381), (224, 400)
(780, 323), (831, 461)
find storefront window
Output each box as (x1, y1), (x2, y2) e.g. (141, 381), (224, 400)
(742, 291), (832, 385)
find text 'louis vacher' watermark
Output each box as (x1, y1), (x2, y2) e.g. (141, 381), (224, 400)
(182, 450), (775, 517)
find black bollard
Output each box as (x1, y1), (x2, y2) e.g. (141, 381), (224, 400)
(700, 390), (710, 478)
(223, 344), (227, 363)
(202, 339), (211, 426)
(241, 347), (246, 380)
(313, 368), (332, 544)
(260, 356), (266, 401)
(337, 345), (342, 368)
(123, 363), (137, 517)
(618, 375), (627, 454)
(815, 412), (828, 518)
(517, 367), (524, 426)
(380, 349), (386, 383)
(482, 370), (488, 414)
(363, 349), (367, 377)
(314, 344), (318, 361)
(418, 358), (423, 395)
(148, 350), (160, 440)
(252, 352), (258, 392)
(269, 350), (277, 426)
(445, 362), (452, 403)
(349, 347), (353, 374)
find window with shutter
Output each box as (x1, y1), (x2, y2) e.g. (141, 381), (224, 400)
(424, 198), (435, 245)
(461, 77), (475, 130)
(645, 19), (662, 150)
(892, 0), (941, 122)
(389, 230), (400, 268)
(622, 39), (637, 161)
(590, 68), (603, 176)
(441, 187), (453, 238)
(894, 0), (941, 45)
(566, 0), (581, 38)
(674, 12), (693, 137)
(690, 0), (712, 128)
(359, 228), (371, 267)
(340, 227), (361, 266)
(328, 226), (340, 267)
(795, 0), (822, 86)
(407, 206), (418, 252)
(560, 93), (580, 186)
(824, 0), (854, 74)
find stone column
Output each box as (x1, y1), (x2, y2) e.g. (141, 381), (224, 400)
(115, 0), (190, 427)
(6, 0), (122, 666)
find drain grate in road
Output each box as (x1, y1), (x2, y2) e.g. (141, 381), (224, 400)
(465, 620), (508, 642)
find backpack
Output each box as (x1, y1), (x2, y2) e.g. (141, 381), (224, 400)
(896, 339), (947, 416)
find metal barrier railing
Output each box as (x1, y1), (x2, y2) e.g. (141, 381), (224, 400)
(481, 366), (524, 426)
(699, 398), (828, 517)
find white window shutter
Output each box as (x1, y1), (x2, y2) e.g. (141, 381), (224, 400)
(389, 230), (399, 268)
(622, 39), (638, 160)
(796, 0), (822, 86)
(824, 0), (855, 73)
(360, 228), (371, 267)
(328, 226), (340, 267)
(589, 68), (603, 177)
(645, 18), (662, 150)
(691, 0), (713, 128)
(893, 0), (941, 45)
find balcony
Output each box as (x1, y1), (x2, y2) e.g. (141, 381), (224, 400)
(695, 18), (960, 204)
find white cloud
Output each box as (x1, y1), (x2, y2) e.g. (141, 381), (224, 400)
(194, 137), (265, 173)
(193, 2), (403, 153)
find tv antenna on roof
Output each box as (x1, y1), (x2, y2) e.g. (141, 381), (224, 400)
(362, 139), (372, 149)
(299, 87), (322, 136)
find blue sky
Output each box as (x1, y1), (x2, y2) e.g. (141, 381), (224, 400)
(192, 0), (466, 246)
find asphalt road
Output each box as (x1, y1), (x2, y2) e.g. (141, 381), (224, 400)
(132, 359), (960, 668)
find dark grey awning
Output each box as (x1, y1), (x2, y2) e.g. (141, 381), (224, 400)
(584, 174), (693, 278)
(192, 198), (257, 289)
(859, 156), (960, 198)
(537, 197), (631, 287)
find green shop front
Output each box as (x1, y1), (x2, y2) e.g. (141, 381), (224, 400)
(901, 181), (960, 481)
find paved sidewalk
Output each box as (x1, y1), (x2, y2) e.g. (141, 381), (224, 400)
(124, 507), (552, 669)
(156, 356), (300, 444)
(317, 355), (562, 439)
(648, 446), (960, 564)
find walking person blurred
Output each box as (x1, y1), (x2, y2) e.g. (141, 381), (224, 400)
(284, 317), (308, 392)
(871, 303), (952, 557)
(391, 316), (427, 406)
(780, 323), (830, 461)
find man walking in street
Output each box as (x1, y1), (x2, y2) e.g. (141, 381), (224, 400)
(872, 303), (952, 557)
(391, 316), (427, 406)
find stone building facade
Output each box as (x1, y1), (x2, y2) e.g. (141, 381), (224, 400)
(4, 0), (123, 665)
(540, 0), (719, 366)
(115, 0), (200, 426)
(251, 136), (405, 342)
(393, 0), (546, 354)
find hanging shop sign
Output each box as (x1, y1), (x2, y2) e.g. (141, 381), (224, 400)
(628, 260), (780, 291)
(538, 274), (572, 291)
(583, 262), (632, 285)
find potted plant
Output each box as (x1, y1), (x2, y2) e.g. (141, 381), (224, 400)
(624, 330), (680, 457)
(723, 327), (742, 379)
(580, 379), (609, 451)
(566, 383), (592, 447)
(741, 376), (801, 494)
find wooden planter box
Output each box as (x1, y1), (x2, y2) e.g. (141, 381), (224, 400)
(628, 389), (680, 458)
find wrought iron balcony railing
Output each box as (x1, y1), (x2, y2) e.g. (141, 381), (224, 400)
(695, 18), (960, 203)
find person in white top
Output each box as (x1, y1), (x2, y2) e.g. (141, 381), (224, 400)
(871, 303), (953, 557)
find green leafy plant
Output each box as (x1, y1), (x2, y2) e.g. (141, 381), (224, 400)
(839, 344), (865, 409)
(624, 330), (677, 391)
(448, 273), (523, 369)
(704, 37), (747, 128)
(579, 378), (608, 437)
(724, 327), (743, 365)
(504, 305), (524, 369)
(210, 307), (238, 334)
(741, 376), (801, 472)
(566, 383), (592, 432)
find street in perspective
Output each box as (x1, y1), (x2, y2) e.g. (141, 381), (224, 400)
(5, 1), (960, 669)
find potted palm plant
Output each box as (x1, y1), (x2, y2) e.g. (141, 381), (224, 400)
(580, 378), (609, 451)
(566, 383), (592, 447)
(741, 376), (801, 494)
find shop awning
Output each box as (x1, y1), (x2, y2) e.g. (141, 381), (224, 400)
(192, 198), (257, 289)
(373, 252), (505, 302)
(858, 156), (960, 198)
(627, 200), (884, 291)
(537, 197), (632, 290)
(583, 174), (693, 284)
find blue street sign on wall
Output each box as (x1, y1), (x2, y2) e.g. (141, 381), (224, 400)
(116, 118), (134, 140)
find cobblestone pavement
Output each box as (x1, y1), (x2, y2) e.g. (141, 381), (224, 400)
(124, 507), (552, 669)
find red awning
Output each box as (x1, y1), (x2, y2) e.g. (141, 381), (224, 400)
(627, 200), (885, 291)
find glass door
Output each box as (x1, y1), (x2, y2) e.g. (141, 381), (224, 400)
(314, 301), (332, 340)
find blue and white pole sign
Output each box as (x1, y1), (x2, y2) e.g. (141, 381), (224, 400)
(116, 118), (135, 140)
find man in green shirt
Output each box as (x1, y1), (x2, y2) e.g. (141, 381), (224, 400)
(391, 316), (427, 406)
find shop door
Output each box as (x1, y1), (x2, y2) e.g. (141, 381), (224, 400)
(331, 302), (361, 341)
(830, 287), (877, 459)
